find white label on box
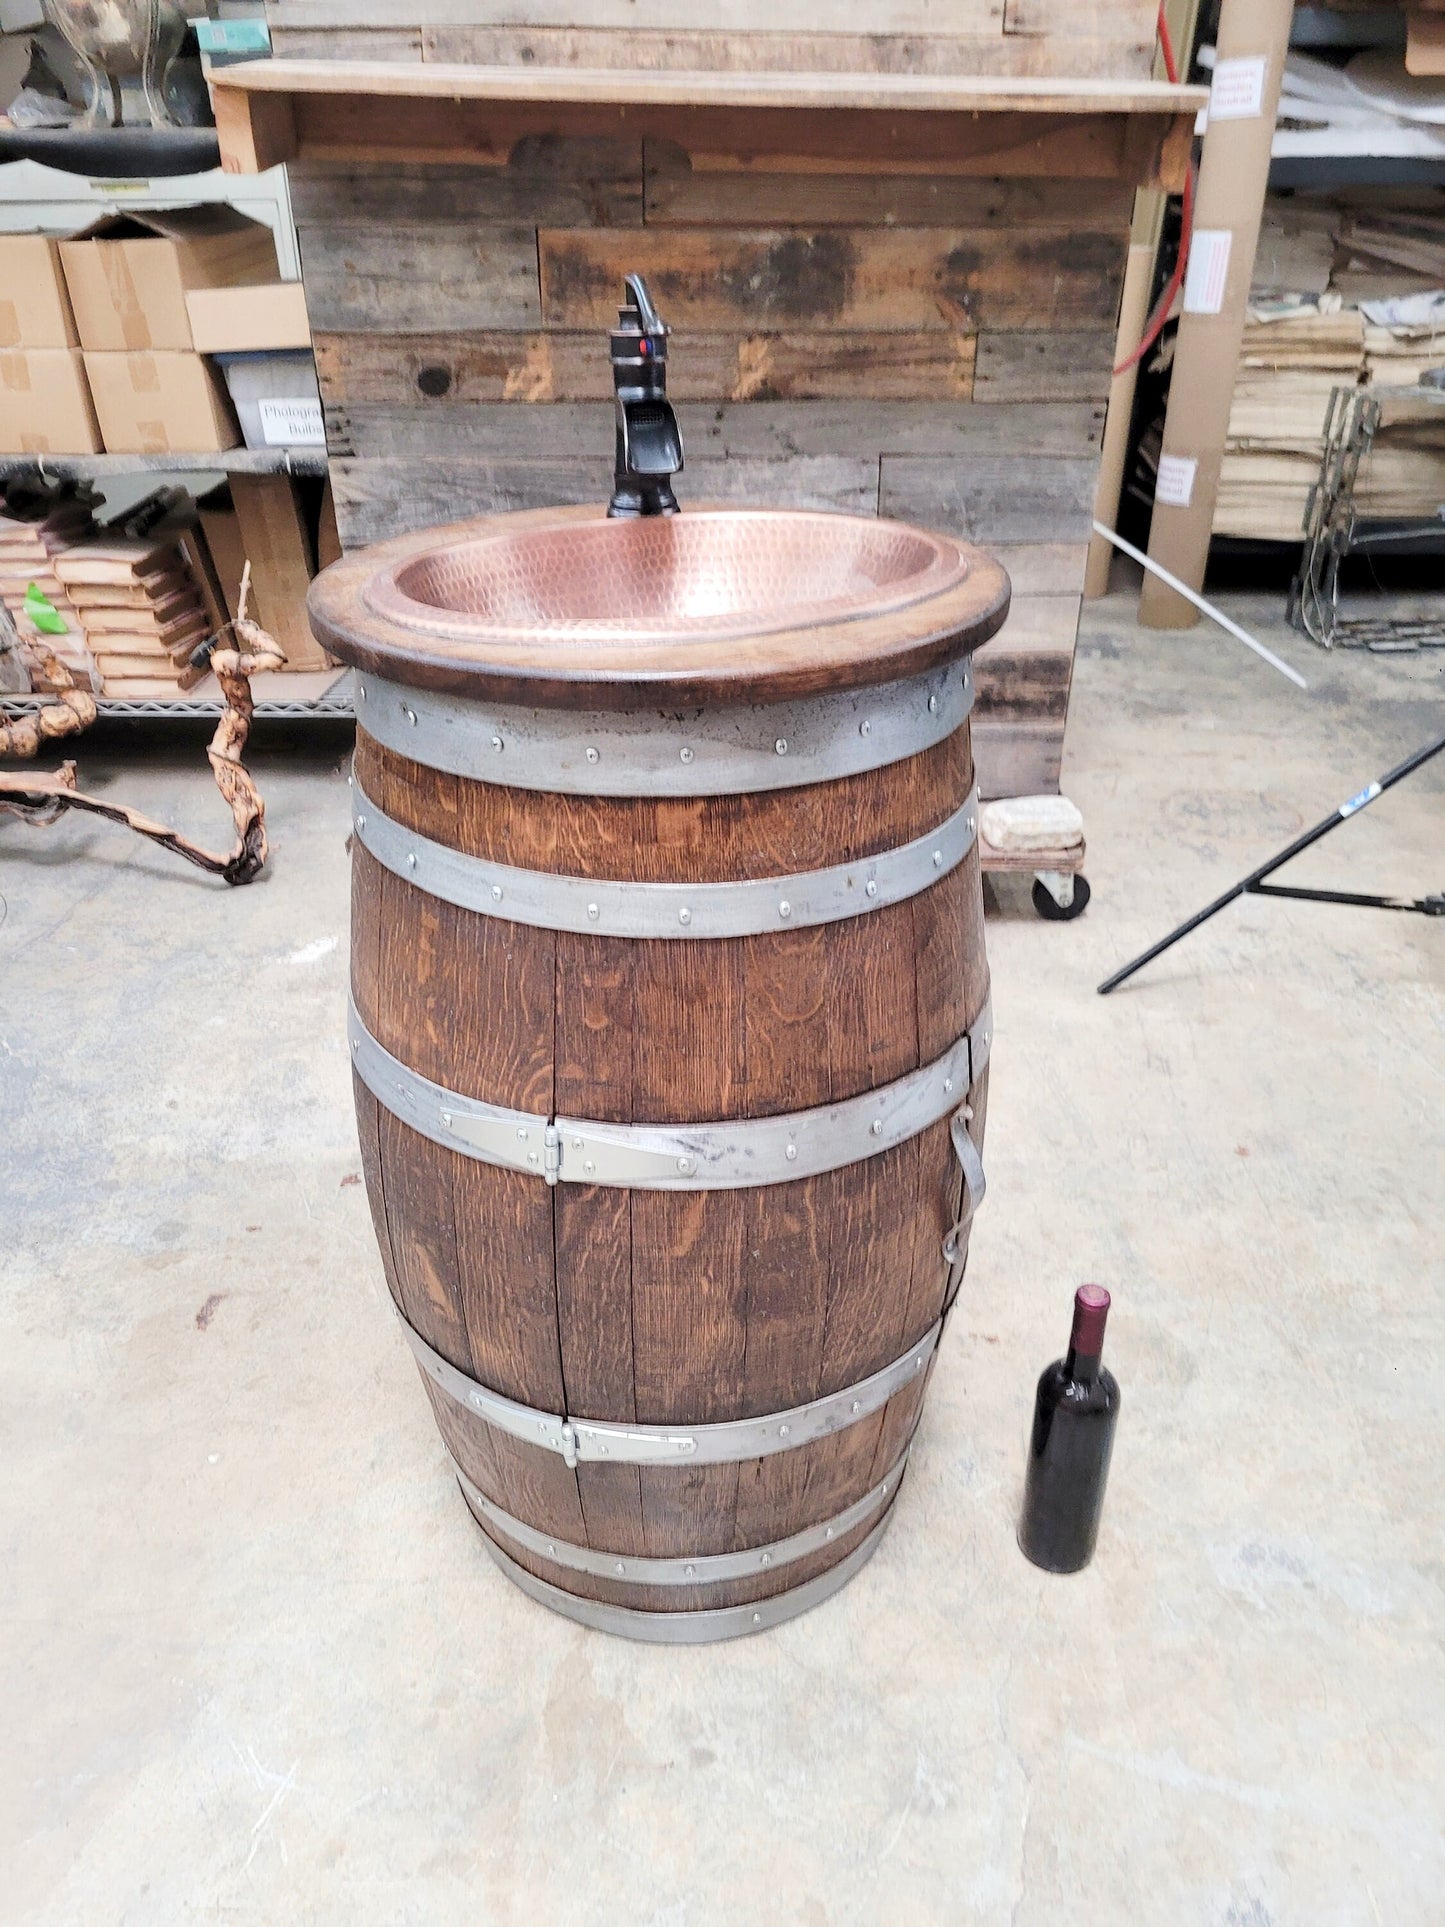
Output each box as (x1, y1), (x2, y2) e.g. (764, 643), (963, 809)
(1209, 55), (1267, 121)
(1183, 230), (1233, 316)
(257, 396), (325, 446)
(1156, 454), (1197, 509)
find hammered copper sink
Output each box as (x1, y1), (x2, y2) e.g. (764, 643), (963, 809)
(368, 509), (972, 645)
(309, 504), (1011, 707)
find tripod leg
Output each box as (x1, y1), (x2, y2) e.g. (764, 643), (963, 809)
(1099, 730), (1445, 993)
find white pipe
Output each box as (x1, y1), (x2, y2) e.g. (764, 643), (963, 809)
(1091, 520), (1309, 690)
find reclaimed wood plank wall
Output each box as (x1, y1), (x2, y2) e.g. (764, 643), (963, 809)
(270, 5), (1154, 797)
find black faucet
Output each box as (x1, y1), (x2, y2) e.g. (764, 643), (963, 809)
(607, 274), (683, 518)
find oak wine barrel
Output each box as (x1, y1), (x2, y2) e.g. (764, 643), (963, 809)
(311, 505), (1009, 1642)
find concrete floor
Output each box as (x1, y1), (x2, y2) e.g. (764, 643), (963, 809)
(2, 587), (1442, 1925)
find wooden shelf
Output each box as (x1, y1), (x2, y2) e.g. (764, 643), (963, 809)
(0, 447), (328, 479)
(212, 58), (1205, 188)
(213, 57), (1205, 118)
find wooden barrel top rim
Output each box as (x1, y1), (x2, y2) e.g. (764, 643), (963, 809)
(310, 503), (1011, 709)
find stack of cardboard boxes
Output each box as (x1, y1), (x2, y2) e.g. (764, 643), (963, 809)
(0, 237), (103, 455)
(0, 210), (337, 691)
(0, 210), (302, 456)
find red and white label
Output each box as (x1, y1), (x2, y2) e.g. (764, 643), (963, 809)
(1156, 454), (1197, 509)
(1183, 230), (1233, 316)
(1209, 55), (1268, 122)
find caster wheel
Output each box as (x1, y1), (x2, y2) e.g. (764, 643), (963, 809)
(1032, 874), (1091, 921)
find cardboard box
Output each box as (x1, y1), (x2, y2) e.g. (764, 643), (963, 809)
(60, 209), (279, 353)
(215, 350), (324, 450)
(317, 478), (342, 570)
(0, 237), (78, 348)
(197, 495), (247, 624)
(230, 474), (332, 672)
(185, 282), (311, 354)
(84, 351), (238, 454)
(0, 348), (102, 453)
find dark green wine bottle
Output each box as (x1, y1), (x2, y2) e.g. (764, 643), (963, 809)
(1018, 1284), (1120, 1573)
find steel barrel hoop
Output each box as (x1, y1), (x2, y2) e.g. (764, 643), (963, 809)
(349, 997), (990, 1192)
(476, 1499), (902, 1643)
(354, 661), (974, 797)
(453, 1444), (912, 1587)
(351, 775), (980, 940)
(395, 1299), (944, 1466)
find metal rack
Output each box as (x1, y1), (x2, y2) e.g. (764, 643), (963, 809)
(0, 449), (327, 480)
(1291, 382), (1445, 651)
(1, 674), (354, 720)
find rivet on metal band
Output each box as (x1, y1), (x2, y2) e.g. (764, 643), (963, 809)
(352, 776), (980, 940)
(354, 661), (973, 798)
(348, 996), (992, 1190)
(454, 1446), (910, 1585)
(476, 1499), (900, 1643)
(394, 1300), (942, 1466)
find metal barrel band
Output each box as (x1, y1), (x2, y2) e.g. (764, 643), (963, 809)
(354, 661), (973, 798)
(352, 776), (980, 940)
(454, 1445), (910, 1586)
(477, 1500), (900, 1644)
(395, 1300), (942, 1466)
(349, 996), (992, 1190)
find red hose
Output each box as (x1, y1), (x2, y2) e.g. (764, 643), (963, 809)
(1113, 3), (1198, 377)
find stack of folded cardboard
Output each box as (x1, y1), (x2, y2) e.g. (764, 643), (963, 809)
(1213, 190), (1445, 539)
(0, 500), (102, 689)
(52, 537), (213, 697)
(1216, 311), (1367, 540)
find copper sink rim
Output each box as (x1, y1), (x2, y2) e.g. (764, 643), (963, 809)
(360, 506), (974, 648)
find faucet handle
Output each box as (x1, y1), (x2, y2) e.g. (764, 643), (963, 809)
(623, 273), (667, 337)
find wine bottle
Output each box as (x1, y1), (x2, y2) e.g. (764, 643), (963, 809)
(1017, 1284), (1120, 1573)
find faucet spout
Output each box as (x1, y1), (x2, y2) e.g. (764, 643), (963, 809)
(608, 274), (684, 518)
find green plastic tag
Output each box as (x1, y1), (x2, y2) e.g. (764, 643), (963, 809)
(24, 583), (68, 635)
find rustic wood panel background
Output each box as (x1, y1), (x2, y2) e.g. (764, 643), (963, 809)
(274, 7), (1149, 797)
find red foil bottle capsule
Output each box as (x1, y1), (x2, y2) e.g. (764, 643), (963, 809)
(1017, 1285), (1120, 1573)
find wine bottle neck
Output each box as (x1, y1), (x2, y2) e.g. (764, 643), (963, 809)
(1066, 1347), (1102, 1384)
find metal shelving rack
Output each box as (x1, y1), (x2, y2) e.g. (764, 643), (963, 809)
(0, 448), (328, 479)
(0, 676), (354, 719)
(0, 148), (351, 717)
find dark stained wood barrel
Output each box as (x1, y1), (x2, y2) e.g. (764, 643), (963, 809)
(311, 504), (1010, 1641)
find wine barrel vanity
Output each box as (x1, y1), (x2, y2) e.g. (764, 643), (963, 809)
(311, 500), (1009, 1640)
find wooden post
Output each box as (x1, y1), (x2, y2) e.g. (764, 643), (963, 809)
(1137, 0), (1293, 627)
(1085, 240), (1156, 597)
(1087, 0), (1204, 599)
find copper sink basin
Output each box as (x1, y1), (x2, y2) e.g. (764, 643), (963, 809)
(311, 503), (1010, 708)
(362, 508), (972, 647)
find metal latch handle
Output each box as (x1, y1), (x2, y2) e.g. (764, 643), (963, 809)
(942, 1105), (986, 1265)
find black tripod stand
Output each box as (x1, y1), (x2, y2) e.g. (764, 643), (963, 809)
(1099, 730), (1445, 995)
